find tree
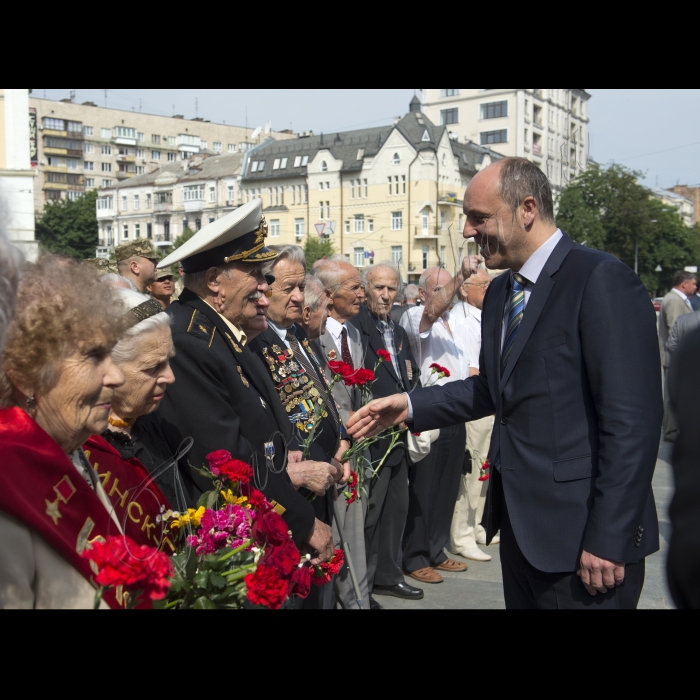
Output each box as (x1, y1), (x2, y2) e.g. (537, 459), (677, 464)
(304, 236), (335, 268)
(557, 163), (700, 295)
(35, 190), (99, 260)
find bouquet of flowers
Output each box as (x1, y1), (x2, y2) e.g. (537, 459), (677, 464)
(83, 450), (345, 610)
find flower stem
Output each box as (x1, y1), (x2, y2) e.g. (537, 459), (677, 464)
(93, 586), (105, 610)
(219, 539), (253, 561)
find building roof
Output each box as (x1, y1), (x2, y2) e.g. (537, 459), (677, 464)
(651, 186), (693, 205)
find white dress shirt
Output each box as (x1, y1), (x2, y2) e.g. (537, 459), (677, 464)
(325, 316), (350, 356)
(671, 286), (693, 310)
(451, 301), (481, 371)
(268, 319), (313, 365)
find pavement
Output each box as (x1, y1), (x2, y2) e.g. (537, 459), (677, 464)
(376, 440), (675, 609)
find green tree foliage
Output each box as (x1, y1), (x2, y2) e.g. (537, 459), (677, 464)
(35, 190), (99, 260)
(304, 236), (335, 268)
(557, 163), (700, 294)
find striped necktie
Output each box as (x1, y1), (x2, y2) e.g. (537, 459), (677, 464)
(501, 272), (527, 372)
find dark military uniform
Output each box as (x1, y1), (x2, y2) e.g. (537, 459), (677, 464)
(157, 289), (315, 545)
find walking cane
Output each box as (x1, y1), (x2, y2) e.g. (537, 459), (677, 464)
(333, 500), (365, 609)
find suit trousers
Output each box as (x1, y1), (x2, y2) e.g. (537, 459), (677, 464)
(662, 367), (679, 441)
(499, 477), (646, 609)
(403, 423), (466, 572)
(365, 454), (409, 590)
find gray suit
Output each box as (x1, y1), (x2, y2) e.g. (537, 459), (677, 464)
(314, 322), (369, 609)
(667, 309), (700, 355)
(659, 290), (692, 441)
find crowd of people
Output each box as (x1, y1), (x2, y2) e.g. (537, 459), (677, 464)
(2, 155), (700, 609)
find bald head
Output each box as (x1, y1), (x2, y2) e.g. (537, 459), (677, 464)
(418, 266), (453, 306)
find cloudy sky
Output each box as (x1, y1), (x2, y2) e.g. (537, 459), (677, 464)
(33, 89), (700, 189)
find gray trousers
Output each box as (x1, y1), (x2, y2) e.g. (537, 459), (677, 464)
(332, 487), (369, 609)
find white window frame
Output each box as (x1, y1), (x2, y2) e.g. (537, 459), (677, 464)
(295, 218), (305, 237)
(209, 187), (216, 203)
(391, 246), (402, 266)
(270, 219), (281, 238)
(354, 215), (365, 233)
(391, 211), (403, 231)
(354, 247), (365, 267)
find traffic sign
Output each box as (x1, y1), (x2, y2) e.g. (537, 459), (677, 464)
(315, 223), (326, 237)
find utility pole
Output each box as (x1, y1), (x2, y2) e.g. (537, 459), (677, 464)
(104, 89), (109, 108)
(195, 97), (198, 118)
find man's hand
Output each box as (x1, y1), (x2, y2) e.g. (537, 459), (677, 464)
(334, 440), (352, 485)
(577, 550), (626, 595)
(287, 460), (340, 496)
(287, 450), (303, 464)
(302, 518), (334, 564)
(462, 254), (484, 280)
(346, 394), (409, 439)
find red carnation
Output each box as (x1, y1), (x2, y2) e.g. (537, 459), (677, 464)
(289, 564), (311, 599)
(252, 508), (290, 546)
(82, 536), (172, 602)
(429, 362), (450, 378)
(245, 564), (290, 609)
(377, 349), (391, 362)
(243, 485), (269, 510)
(412, 432), (422, 437)
(261, 538), (300, 577)
(310, 547), (345, 586)
(478, 474), (490, 482)
(327, 548), (345, 575)
(328, 360), (353, 378)
(345, 489), (358, 505)
(218, 459), (252, 485)
(481, 459), (490, 471)
(348, 471), (358, 487)
(352, 368), (375, 386)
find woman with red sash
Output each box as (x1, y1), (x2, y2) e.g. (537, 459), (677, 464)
(0, 257), (170, 609)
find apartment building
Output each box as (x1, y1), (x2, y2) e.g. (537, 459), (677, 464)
(0, 89), (38, 260)
(239, 97), (502, 281)
(29, 96), (295, 213)
(95, 153), (243, 255)
(669, 184), (700, 225)
(650, 187), (695, 227)
(421, 89), (591, 190)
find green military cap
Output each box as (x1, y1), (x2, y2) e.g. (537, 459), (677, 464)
(82, 257), (117, 275)
(115, 239), (160, 264)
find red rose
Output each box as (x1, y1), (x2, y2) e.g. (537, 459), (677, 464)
(377, 349), (391, 362)
(218, 459), (252, 485)
(245, 564), (290, 609)
(206, 450), (233, 475)
(289, 564), (311, 599)
(252, 509), (290, 546)
(261, 538), (300, 577)
(328, 360), (353, 378)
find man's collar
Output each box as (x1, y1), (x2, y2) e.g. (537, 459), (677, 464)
(518, 229), (563, 285)
(201, 297), (247, 346)
(326, 316), (345, 339)
(268, 318), (294, 342)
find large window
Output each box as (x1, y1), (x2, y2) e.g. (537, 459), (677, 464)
(391, 246), (403, 266)
(151, 151), (161, 160)
(391, 212), (403, 231)
(101, 145), (112, 155)
(115, 127), (136, 139)
(121, 196), (128, 211)
(480, 130), (507, 145)
(209, 187), (216, 203)
(422, 245), (429, 270)
(183, 185), (204, 201)
(354, 247), (365, 267)
(122, 224), (129, 240)
(295, 218), (305, 237)
(83, 126), (93, 136)
(270, 219), (280, 238)
(101, 128), (111, 139)
(102, 163), (112, 172)
(44, 118), (64, 130)
(440, 108), (459, 125)
(354, 215), (365, 233)
(481, 101), (508, 119)
(133, 194), (140, 210)
(84, 161), (94, 171)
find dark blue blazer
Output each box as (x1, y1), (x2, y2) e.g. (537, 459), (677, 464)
(410, 234), (662, 572)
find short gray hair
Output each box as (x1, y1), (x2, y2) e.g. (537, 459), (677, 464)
(313, 259), (353, 296)
(101, 273), (137, 291)
(111, 289), (171, 365)
(361, 263), (401, 292)
(303, 275), (327, 311)
(263, 245), (306, 278)
(404, 284), (419, 302)
(496, 157), (555, 225)
(0, 228), (23, 354)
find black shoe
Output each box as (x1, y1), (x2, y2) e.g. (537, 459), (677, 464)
(372, 581), (424, 600)
(369, 595), (383, 610)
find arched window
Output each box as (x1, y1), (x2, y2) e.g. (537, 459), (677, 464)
(393, 153), (401, 166)
(321, 161), (328, 172)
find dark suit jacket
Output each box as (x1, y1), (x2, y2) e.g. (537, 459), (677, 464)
(157, 290), (315, 545)
(350, 304), (420, 468)
(690, 294), (700, 312)
(668, 326), (700, 608)
(410, 234), (662, 572)
(389, 304), (403, 325)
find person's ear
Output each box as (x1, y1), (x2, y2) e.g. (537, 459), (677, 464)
(130, 259), (140, 276)
(302, 306), (311, 325)
(204, 267), (221, 294)
(521, 196), (537, 229)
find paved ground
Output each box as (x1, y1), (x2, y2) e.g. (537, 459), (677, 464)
(378, 440), (675, 609)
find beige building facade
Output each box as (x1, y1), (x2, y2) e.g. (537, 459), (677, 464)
(668, 184), (700, 225)
(0, 89), (38, 260)
(651, 186), (695, 227)
(421, 89), (591, 190)
(29, 96), (294, 213)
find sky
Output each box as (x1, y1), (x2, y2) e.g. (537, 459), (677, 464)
(32, 89), (700, 189)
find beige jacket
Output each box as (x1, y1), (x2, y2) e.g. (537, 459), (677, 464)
(659, 290), (692, 368)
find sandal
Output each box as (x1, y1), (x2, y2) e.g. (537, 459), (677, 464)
(434, 558), (468, 572)
(404, 566), (443, 584)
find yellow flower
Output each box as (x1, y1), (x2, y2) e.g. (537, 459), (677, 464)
(170, 506), (205, 530)
(221, 489), (248, 507)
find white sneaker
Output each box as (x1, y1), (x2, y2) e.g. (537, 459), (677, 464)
(455, 547), (491, 562)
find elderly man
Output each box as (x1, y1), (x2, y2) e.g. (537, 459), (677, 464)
(659, 270), (696, 442)
(313, 259), (370, 609)
(399, 267), (472, 584)
(156, 201), (336, 563)
(450, 268), (497, 562)
(115, 240), (159, 293)
(248, 246), (349, 608)
(351, 264), (423, 605)
(300, 275), (330, 340)
(0, 228), (22, 352)
(348, 157), (662, 609)
(402, 283), (419, 313)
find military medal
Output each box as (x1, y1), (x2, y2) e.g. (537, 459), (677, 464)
(327, 349), (337, 361)
(405, 359), (413, 381)
(237, 366), (250, 388)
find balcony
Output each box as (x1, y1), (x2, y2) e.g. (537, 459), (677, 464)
(438, 191), (461, 205)
(184, 199), (205, 213)
(153, 234), (172, 248)
(116, 171), (134, 181)
(154, 201), (173, 212)
(414, 226), (440, 239)
(116, 155), (135, 163)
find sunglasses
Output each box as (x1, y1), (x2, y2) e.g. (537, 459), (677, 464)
(157, 275), (174, 282)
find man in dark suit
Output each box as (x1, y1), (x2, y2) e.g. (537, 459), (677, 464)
(347, 157), (662, 609)
(155, 201), (337, 562)
(351, 265), (423, 603)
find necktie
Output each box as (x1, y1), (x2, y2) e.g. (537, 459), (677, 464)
(341, 327), (354, 369)
(501, 272), (527, 372)
(287, 330), (340, 432)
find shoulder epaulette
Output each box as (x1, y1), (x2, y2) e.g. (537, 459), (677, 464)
(186, 309), (217, 347)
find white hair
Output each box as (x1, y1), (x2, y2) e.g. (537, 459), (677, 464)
(361, 263), (401, 290)
(404, 283), (419, 302)
(111, 288), (171, 365)
(263, 245), (306, 278)
(0, 226), (24, 353)
(303, 274), (326, 311)
(101, 273), (137, 291)
(313, 259), (354, 295)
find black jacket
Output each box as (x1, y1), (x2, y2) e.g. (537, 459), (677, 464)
(157, 290), (315, 545)
(410, 234), (662, 572)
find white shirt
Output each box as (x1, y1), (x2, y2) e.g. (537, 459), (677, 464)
(401, 304), (471, 387)
(268, 319), (313, 365)
(672, 287), (693, 309)
(451, 301), (481, 371)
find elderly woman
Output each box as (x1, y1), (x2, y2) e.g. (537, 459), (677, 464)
(87, 289), (179, 509)
(0, 257), (169, 609)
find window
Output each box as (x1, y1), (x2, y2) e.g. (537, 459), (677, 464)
(364, 179), (368, 198)
(101, 145), (112, 155)
(102, 163), (112, 172)
(115, 127), (136, 139)
(227, 185), (234, 203)
(354, 247), (365, 267)
(391, 246), (403, 266)
(388, 177), (393, 196)
(183, 185), (205, 201)
(280, 157), (287, 168)
(97, 196), (114, 210)
(137, 132), (144, 142)
(422, 245), (429, 270)
(135, 223), (141, 238)
(136, 149), (145, 159)
(391, 212), (403, 231)
(47, 156), (62, 167)
(44, 118), (64, 130)
(325, 201), (330, 219)
(350, 181), (355, 199)
(118, 147), (129, 156)
(354, 215), (365, 233)
(319, 202), (324, 219)
(480, 130), (507, 145)
(325, 182), (330, 191)
(84, 143), (95, 154)
(201, 141), (207, 149)
(213, 142), (222, 153)
(151, 151), (161, 160)
(368, 219), (374, 233)
(394, 176), (399, 195)
(122, 224), (129, 240)
(251, 161), (259, 173)
(422, 209), (429, 234)
(85, 178), (95, 188)
(168, 152), (176, 162)
(195, 218), (202, 231)
(84, 161), (94, 171)
(402, 175), (406, 194)
(152, 135), (161, 144)
(294, 156), (302, 167)
(209, 218), (215, 224)
(273, 159), (281, 170)
(393, 153), (401, 166)
(440, 246), (446, 266)
(304, 185), (308, 203)
(83, 126), (93, 136)
(441, 89), (459, 97)
(147, 223), (152, 239)
(102, 179), (113, 187)
(344, 221), (350, 234)
(228, 144), (236, 153)
(270, 219), (281, 238)
(133, 194), (140, 210)
(101, 128), (111, 139)
(480, 101), (508, 120)
(319, 181), (324, 191)
(163, 220), (170, 240)
(295, 218), (305, 238)
(209, 187), (216, 203)
(257, 160), (265, 171)
(302, 155), (309, 166)
(146, 194), (152, 209)
(441, 211), (446, 230)
(66, 191), (80, 201)
(45, 190), (61, 201)
(121, 196), (128, 211)
(441, 108), (459, 125)
(321, 161), (328, 172)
